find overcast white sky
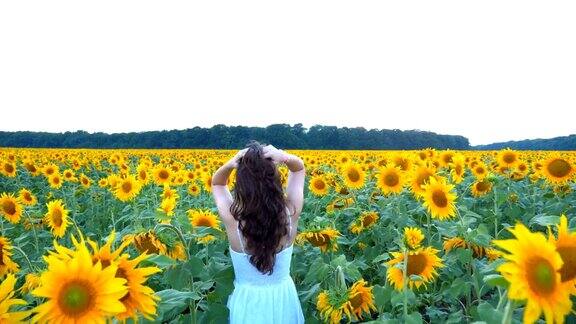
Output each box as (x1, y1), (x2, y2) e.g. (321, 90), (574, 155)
(1, 1), (574, 146)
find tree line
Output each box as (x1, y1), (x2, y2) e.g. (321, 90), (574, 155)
(0, 124), (471, 149)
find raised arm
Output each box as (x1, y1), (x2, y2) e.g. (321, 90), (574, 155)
(211, 149), (247, 223)
(263, 145), (306, 216)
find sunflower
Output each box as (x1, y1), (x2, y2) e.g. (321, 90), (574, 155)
(98, 178), (109, 188)
(124, 231), (168, 256)
(376, 165), (405, 195)
(439, 150), (455, 168)
(443, 236), (493, 260)
(347, 279), (377, 320)
(197, 235), (217, 245)
(1, 161), (16, 177)
(201, 174), (213, 193)
(161, 185), (179, 200)
(48, 173), (63, 189)
(42, 164), (59, 177)
(449, 155), (466, 184)
(404, 227), (424, 250)
(409, 165), (437, 197)
(31, 237), (128, 322)
(20, 273), (42, 295)
(136, 164), (150, 185)
(114, 253), (161, 321)
(309, 175), (330, 196)
(385, 246), (444, 290)
(88, 231), (132, 268)
(187, 209), (221, 229)
(166, 242), (187, 261)
(62, 169), (77, 182)
(493, 223), (573, 324)
(349, 211), (379, 234)
(0, 274), (29, 322)
(549, 214), (576, 284)
(297, 228), (340, 253)
(0, 192), (23, 224)
(497, 148), (519, 168)
(0, 236), (19, 277)
(421, 177), (457, 221)
(157, 197), (177, 218)
(79, 174), (91, 188)
(470, 179), (493, 197)
(187, 183), (200, 196)
(113, 175), (142, 202)
(18, 188), (38, 206)
(341, 163), (365, 189)
(316, 290), (354, 324)
(541, 156), (574, 184)
(326, 196), (354, 214)
(44, 199), (70, 238)
(471, 163), (488, 180)
(152, 166), (172, 186)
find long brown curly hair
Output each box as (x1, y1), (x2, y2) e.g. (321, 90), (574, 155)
(230, 140), (290, 275)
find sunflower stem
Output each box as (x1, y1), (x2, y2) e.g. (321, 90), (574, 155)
(154, 223), (190, 260)
(402, 247), (409, 320)
(502, 299), (515, 324)
(24, 209), (40, 254)
(12, 245), (37, 272)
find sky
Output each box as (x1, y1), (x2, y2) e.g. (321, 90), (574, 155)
(0, 1), (574, 146)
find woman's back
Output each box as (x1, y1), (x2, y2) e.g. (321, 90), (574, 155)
(226, 208), (305, 323)
(211, 142), (306, 323)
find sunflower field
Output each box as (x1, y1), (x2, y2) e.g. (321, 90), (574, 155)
(1, 148), (576, 323)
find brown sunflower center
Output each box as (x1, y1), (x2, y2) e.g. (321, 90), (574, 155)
(52, 208), (63, 226)
(347, 169), (360, 182)
(406, 253), (427, 276)
(476, 181), (490, 192)
(526, 257), (556, 296)
(4, 163), (14, 173)
(475, 166), (485, 175)
(52, 177), (61, 185)
(2, 200), (16, 215)
(313, 179), (326, 190)
(349, 292), (363, 308)
(557, 246), (576, 282)
(384, 173), (399, 187)
(361, 214), (377, 227)
(547, 159), (571, 178)
(159, 170), (169, 180)
(432, 190), (448, 208)
(308, 233), (331, 246)
(23, 192), (32, 201)
(58, 281), (95, 316)
(196, 217), (213, 227)
(122, 181), (132, 193)
(135, 234), (161, 254)
(503, 153), (516, 164)
(140, 170), (147, 179)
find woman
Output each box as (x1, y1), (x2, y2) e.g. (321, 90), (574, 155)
(212, 141), (306, 324)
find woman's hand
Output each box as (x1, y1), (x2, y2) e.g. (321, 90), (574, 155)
(262, 145), (288, 164)
(227, 148), (248, 168)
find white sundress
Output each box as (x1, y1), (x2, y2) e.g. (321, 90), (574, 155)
(227, 210), (305, 324)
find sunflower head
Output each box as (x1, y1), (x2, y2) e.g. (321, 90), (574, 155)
(404, 227), (424, 250)
(421, 177), (458, 221)
(493, 223), (574, 323)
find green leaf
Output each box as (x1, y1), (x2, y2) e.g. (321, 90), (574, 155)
(146, 254), (177, 268)
(155, 289), (201, 321)
(373, 253), (390, 264)
(483, 274), (509, 288)
(406, 312), (423, 324)
(530, 215), (560, 227)
(475, 302), (504, 323)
